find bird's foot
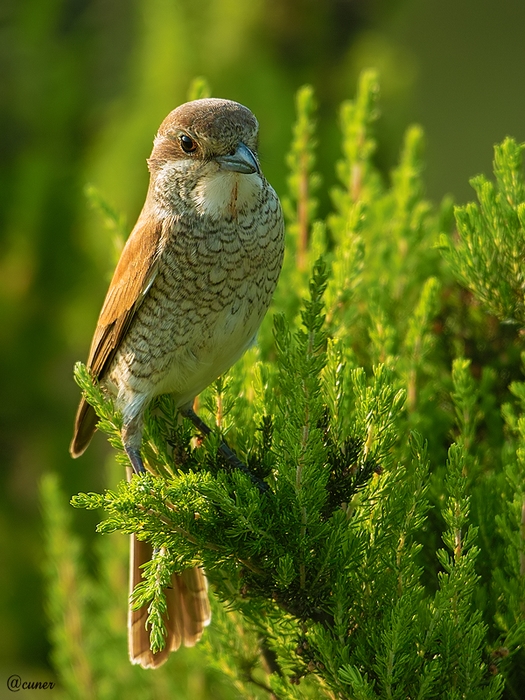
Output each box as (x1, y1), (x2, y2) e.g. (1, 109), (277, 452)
(125, 445), (147, 475)
(180, 406), (268, 493)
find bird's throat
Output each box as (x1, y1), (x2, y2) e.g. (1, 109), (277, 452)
(191, 170), (261, 220)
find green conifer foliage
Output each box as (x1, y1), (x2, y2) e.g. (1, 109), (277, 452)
(43, 73), (525, 698)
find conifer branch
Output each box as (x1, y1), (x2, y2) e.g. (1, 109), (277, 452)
(43, 73), (525, 698)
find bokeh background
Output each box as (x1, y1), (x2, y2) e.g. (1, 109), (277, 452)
(2, 0), (525, 685)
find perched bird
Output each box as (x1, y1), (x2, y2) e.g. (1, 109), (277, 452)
(70, 98), (285, 668)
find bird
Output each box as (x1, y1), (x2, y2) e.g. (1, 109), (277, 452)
(69, 98), (285, 668)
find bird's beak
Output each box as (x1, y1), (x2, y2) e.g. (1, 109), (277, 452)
(215, 143), (260, 175)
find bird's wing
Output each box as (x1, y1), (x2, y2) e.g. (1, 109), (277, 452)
(70, 212), (167, 457)
(87, 213), (166, 379)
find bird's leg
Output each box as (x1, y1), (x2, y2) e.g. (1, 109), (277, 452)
(180, 406), (244, 469)
(122, 412), (146, 475)
(125, 446), (146, 475)
(179, 405), (268, 492)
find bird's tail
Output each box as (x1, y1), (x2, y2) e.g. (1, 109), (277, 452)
(128, 536), (211, 669)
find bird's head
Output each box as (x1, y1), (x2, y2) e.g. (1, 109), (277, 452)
(147, 99), (264, 218)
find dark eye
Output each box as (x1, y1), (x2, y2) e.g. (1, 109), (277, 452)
(180, 134), (197, 153)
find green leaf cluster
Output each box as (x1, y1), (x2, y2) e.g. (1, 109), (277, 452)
(43, 72), (525, 698)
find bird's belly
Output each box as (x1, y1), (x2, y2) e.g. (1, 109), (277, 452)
(155, 304), (259, 404)
(107, 290), (264, 409)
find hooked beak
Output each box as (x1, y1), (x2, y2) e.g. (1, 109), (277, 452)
(215, 143), (260, 175)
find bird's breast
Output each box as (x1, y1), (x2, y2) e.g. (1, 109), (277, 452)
(107, 179), (284, 408)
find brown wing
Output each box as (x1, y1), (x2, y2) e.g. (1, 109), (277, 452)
(70, 211), (165, 457)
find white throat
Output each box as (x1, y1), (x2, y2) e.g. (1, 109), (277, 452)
(191, 170), (262, 219)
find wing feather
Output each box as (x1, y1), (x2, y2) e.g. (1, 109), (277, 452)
(70, 210), (166, 457)
(88, 213), (164, 378)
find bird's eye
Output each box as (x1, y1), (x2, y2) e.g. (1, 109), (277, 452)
(180, 134), (197, 153)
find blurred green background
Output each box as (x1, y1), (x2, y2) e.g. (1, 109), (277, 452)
(1, 0), (525, 683)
